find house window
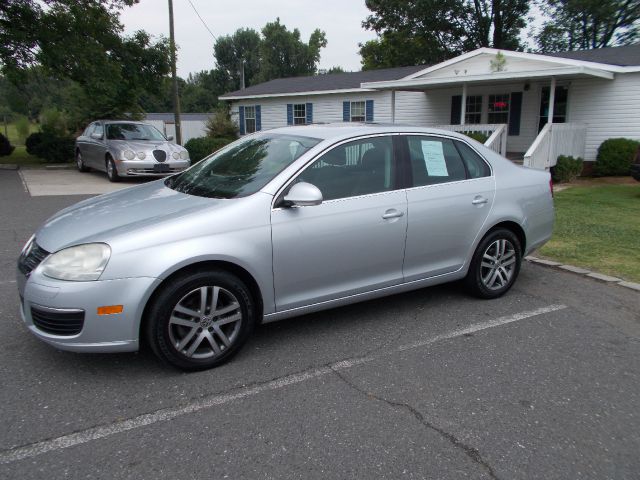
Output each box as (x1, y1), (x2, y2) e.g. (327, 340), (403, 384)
(465, 95), (482, 124)
(244, 106), (256, 133)
(350, 101), (366, 122)
(488, 94), (510, 124)
(293, 104), (307, 125)
(538, 86), (568, 132)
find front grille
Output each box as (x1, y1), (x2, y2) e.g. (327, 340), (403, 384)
(31, 305), (84, 336)
(18, 241), (49, 276)
(153, 150), (167, 162)
(127, 168), (182, 174)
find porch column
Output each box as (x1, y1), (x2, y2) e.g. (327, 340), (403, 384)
(391, 89), (396, 124)
(547, 76), (556, 125)
(460, 83), (467, 125)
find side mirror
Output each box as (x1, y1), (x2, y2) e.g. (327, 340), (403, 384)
(166, 135), (174, 141)
(283, 182), (323, 207)
(90, 133), (102, 140)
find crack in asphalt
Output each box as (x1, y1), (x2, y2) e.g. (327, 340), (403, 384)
(330, 367), (501, 480)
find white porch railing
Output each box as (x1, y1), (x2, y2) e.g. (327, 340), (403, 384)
(434, 124), (508, 156)
(523, 123), (587, 170)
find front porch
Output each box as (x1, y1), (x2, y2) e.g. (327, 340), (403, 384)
(362, 48), (613, 170)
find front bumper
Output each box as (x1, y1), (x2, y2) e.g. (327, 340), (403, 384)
(115, 159), (190, 177)
(18, 270), (161, 353)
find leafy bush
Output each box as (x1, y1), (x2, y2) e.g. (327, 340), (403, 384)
(185, 136), (235, 163)
(25, 131), (74, 163)
(0, 133), (15, 156)
(39, 108), (70, 137)
(552, 155), (583, 183)
(14, 115), (31, 144)
(463, 131), (489, 144)
(205, 106), (239, 139)
(595, 138), (640, 176)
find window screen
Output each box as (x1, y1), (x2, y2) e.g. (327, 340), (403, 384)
(406, 136), (467, 187)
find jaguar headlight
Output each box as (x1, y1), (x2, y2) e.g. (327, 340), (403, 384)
(123, 150), (136, 161)
(39, 243), (111, 281)
(137, 151), (146, 160)
(172, 152), (180, 160)
(180, 150), (189, 160)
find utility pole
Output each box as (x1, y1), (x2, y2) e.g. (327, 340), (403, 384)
(168, 0), (182, 145)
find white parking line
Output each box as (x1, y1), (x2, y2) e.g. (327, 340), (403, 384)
(0, 304), (566, 464)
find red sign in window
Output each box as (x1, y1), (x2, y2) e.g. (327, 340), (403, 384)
(493, 101), (508, 109)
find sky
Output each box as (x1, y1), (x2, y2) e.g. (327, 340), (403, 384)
(120, 0), (378, 78)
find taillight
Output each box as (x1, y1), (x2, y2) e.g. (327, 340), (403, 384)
(549, 177), (554, 198)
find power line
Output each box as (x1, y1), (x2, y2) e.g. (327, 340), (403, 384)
(185, 0), (218, 41)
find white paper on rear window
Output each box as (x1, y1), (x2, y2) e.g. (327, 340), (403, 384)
(421, 140), (448, 176)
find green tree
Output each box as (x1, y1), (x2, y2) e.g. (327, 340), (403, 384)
(256, 18), (327, 82)
(360, 0), (530, 69)
(0, 0), (170, 126)
(535, 0), (640, 52)
(214, 28), (262, 90)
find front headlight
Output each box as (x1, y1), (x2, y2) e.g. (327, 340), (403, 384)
(39, 243), (111, 281)
(172, 152), (180, 160)
(123, 150), (136, 161)
(137, 151), (146, 160)
(180, 150), (189, 160)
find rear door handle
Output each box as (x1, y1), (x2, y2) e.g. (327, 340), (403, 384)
(472, 196), (488, 205)
(382, 209), (404, 219)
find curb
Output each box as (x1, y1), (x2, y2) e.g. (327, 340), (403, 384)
(525, 256), (640, 292)
(0, 164), (19, 170)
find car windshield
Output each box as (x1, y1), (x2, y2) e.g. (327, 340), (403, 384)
(106, 123), (166, 141)
(165, 133), (322, 199)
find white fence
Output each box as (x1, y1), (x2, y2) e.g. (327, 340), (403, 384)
(524, 123), (587, 170)
(144, 118), (210, 145)
(434, 124), (508, 156)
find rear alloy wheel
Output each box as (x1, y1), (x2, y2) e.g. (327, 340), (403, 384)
(106, 156), (120, 182)
(146, 270), (256, 370)
(76, 150), (89, 172)
(465, 228), (522, 299)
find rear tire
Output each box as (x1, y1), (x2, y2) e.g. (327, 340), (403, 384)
(106, 156), (120, 182)
(145, 269), (256, 371)
(464, 228), (522, 299)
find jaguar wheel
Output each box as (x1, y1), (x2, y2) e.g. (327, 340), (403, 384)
(106, 156), (120, 182)
(76, 150), (89, 172)
(464, 228), (522, 299)
(145, 269), (256, 371)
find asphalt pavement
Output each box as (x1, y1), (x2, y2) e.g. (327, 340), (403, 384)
(0, 169), (639, 479)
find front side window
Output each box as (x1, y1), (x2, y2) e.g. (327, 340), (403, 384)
(244, 106), (257, 133)
(93, 123), (104, 139)
(488, 94), (509, 124)
(296, 136), (395, 201)
(165, 133), (321, 199)
(406, 136), (467, 187)
(293, 104), (307, 125)
(350, 101), (366, 122)
(465, 95), (482, 124)
(106, 123), (165, 141)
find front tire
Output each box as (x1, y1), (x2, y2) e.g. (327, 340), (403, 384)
(76, 150), (89, 172)
(464, 228), (522, 299)
(106, 156), (120, 182)
(145, 270), (256, 371)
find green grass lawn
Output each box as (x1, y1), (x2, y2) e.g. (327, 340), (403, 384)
(2, 121), (39, 146)
(0, 145), (45, 165)
(539, 184), (640, 282)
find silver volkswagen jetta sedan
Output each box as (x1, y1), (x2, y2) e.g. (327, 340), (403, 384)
(75, 120), (190, 182)
(18, 124), (554, 370)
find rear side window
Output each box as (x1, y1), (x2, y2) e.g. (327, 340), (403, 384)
(406, 136), (466, 187)
(455, 141), (491, 178)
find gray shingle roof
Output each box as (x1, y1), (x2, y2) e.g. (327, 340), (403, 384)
(219, 65), (427, 99)
(547, 43), (640, 66)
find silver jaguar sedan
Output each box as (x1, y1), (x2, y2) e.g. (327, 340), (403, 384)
(75, 120), (190, 182)
(18, 124), (554, 370)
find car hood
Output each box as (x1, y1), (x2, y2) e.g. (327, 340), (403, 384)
(35, 180), (223, 253)
(109, 139), (185, 153)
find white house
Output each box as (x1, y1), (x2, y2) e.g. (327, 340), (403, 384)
(220, 44), (640, 170)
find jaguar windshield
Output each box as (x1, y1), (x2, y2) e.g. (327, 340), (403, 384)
(165, 133), (321, 198)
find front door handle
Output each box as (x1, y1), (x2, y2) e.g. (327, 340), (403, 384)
(382, 209), (404, 219)
(472, 196), (488, 205)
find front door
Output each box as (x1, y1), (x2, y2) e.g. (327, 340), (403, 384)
(538, 86), (568, 132)
(401, 135), (495, 281)
(271, 135), (408, 311)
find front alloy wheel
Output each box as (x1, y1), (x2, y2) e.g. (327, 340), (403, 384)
(146, 270), (255, 370)
(76, 151), (88, 172)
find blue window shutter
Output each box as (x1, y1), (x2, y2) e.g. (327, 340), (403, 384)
(255, 105), (261, 131)
(509, 92), (523, 136)
(450, 95), (462, 125)
(365, 100), (374, 122)
(239, 106), (245, 135)
(287, 104), (293, 125)
(343, 101), (350, 122)
(306, 103), (313, 124)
